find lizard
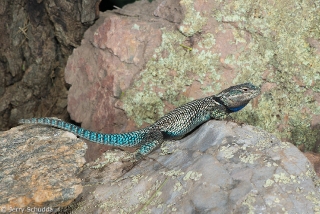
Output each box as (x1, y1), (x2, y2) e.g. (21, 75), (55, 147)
(19, 82), (260, 158)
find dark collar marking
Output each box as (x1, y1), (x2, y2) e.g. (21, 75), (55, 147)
(213, 97), (246, 113)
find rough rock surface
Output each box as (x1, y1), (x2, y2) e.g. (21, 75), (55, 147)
(305, 152), (320, 177)
(64, 0), (320, 162)
(65, 0), (166, 160)
(0, 0), (99, 131)
(0, 124), (87, 211)
(67, 121), (320, 214)
(65, 0), (166, 134)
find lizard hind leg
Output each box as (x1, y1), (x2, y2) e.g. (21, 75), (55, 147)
(135, 130), (163, 159)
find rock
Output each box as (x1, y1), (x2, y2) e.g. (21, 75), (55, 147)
(0, 0), (100, 131)
(304, 152), (320, 177)
(153, 0), (182, 23)
(67, 121), (320, 213)
(64, 0), (320, 159)
(0, 124), (87, 211)
(64, 1), (165, 160)
(65, 3), (164, 134)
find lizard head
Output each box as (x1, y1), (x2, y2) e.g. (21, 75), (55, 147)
(216, 83), (260, 112)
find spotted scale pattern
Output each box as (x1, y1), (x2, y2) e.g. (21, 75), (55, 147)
(19, 83), (260, 157)
(19, 118), (149, 147)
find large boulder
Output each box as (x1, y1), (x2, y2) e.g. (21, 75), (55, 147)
(65, 0), (320, 163)
(0, 0), (99, 130)
(67, 121), (320, 213)
(0, 124), (86, 211)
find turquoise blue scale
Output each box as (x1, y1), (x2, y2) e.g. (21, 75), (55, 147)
(139, 142), (157, 155)
(44, 118), (49, 124)
(103, 132), (144, 147)
(97, 133), (103, 143)
(77, 128), (84, 135)
(64, 123), (71, 129)
(84, 130), (90, 139)
(71, 125), (77, 133)
(51, 119), (57, 126)
(58, 121), (64, 128)
(88, 132), (96, 142)
(19, 118), (145, 148)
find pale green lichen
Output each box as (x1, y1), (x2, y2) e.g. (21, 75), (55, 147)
(131, 174), (144, 184)
(90, 151), (125, 169)
(138, 178), (168, 213)
(122, 29), (220, 126)
(219, 144), (238, 159)
(183, 171), (202, 181)
(179, 0), (208, 36)
(265, 161), (278, 168)
(123, 0), (320, 150)
(132, 24), (140, 30)
(198, 33), (216, 49)
(306, 192), (320, 212)
(213, 0), (320, 151)
(305, 164), (320, 187)
(173, 182), (183, 192)
(273, 173), (297, 184)
(264, 179), (274, 187)
(242, 192), (257, 214)
(160, 169), (184, 177)
(160, 140), (176, 156)
(271, 141), (291, 152)
(239, 153), (260, 164)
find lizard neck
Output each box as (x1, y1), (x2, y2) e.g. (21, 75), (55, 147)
(213, 97), (247, 113)
(227, 105), (246, 112)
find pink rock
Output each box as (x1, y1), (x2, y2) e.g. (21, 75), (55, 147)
(65, 0), (320, 159)
(65, 13), (162, 134)
(65, 8), (163, 160)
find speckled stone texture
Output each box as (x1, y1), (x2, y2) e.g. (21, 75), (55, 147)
(0, 124), (87, 211)
(0, 0), (100, 130)
(69, 121), (320, 213)
(64, 0), (320, 160)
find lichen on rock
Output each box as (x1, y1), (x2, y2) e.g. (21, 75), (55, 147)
(213, 0), (320, 150)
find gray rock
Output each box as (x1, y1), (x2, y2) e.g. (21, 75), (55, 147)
(70, 121), (320, 214)
(0, 124), (87, 211)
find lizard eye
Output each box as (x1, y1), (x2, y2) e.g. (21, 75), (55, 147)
(243, 88), (248, 91)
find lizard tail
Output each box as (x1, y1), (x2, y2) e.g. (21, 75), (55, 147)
(19, 117), (146, 147)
